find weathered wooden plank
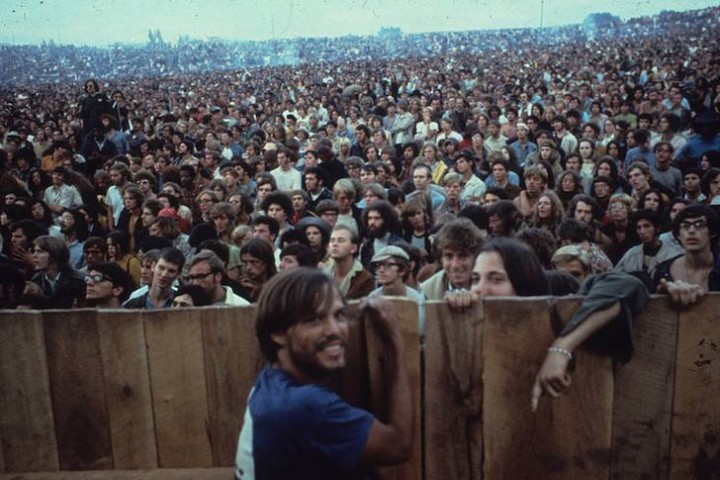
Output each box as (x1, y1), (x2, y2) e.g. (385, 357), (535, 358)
(334, 302), (372, 410)
(96, 311), (157, 469)
(1, 467), (233, 479)
(670, 296), (720, 479)
(365, 299), (422, 480)
(424, 301), (484, 480)
(201, 306), (261, 466)
(0, 311), (59, 472)
(483, 298), (614, 480)
(44, 310), (112, 470)
(145, 310), (212, 467)
(610, 297), (678, 480)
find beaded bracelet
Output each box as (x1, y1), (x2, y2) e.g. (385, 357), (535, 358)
(548, 346), (573, 360)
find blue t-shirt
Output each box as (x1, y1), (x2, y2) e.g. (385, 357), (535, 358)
(235, 365), (374, 480)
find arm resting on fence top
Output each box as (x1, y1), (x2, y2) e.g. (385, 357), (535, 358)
(531, 272), (651, 412)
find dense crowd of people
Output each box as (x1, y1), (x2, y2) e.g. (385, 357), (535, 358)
(0, 5), (719, 313)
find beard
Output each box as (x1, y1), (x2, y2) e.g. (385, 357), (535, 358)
(367, 223), (387, 239)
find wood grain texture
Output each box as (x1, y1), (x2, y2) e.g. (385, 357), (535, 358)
(364, 299), (422, 480)
(424, 301), (484, 480)
(2, 467), (233, 479)
(201, 306), (261, 466)
(609, 297), (678, 480)
(0, 311), (59, 472)
(144, 310), (212, 468)
(670, 296), (720, 479)
(483, 298), (614, 480)
(44, 310), (112, 470)
(96, 311), (157, 469)
(334, 301), (371, 410)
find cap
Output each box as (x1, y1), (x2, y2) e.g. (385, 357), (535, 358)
(371, 245), (409, 264)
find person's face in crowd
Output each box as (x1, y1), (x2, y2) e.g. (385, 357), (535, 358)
(669, 202), (687, 222)
(413, 168), (431, 191)
(241, 253), (266, 280)
(558, 258), (589, 282)
(655, 145), (672, 167)
(59, 212), (75, 234)
(153, 258), (180, 291)
(525, 174), (545, 195)
(492, 163), (508, 183)
(610, 201), (629, 223)
(574, 200), (594, 224)
(597, 162), (612, 177)
(123, 192), (139, 211)
(222, 171), (237, 189)
(604, 120), (616, 135)
(85, 270), (118, 303)
(626, 131), (636, 148)
(256, 183), (273, 203)
(470, 251), (516, 297)
(109, 169), (124, 186)
(10, 227), (28, 252)
(375, 165), (387, 184)
(539, 145), (553, 161)
(320, 210), (338, 227)
(488, 123), (499, 137)
(31, 243), (50, 271)
(593, 181), (611, 200)
(579, 141), (593, 160)
(636, 218), (658, 245)
(31, 202), (46, 221)
(355, 128), (366, 143)
(372, 131), (384, 146)
(212, 185), (226, 201)
(607, 143), (619, 159)
(172, 294), (195, 308)
(628, 168), (649, 192)
(277, 152), (291, 171)
(272, 287), (348, 380)
(441, 247), (475, 288)
(303, 151), (318, 168)
(51, 171), (64, 186)
(366, 210), (386, 237)
(360, 169), (376, 185)
(142, 155), (155, 169)
(329, 229), (356, 261)
(304, 173), (319, 193)
(701, 154), (711, 171)
(445, 181), (461, 201)
(560, 173), (577, 193)
(305, 226), (323, 250)
(279, 254), (300, 271)
(214, 213), (231, 235)
(374, 257), (404, 286)
(455, 156), (471, 175)
(333, 192), (352, 214)
(252, 223), (275, 245)
(684, 173), (701, 194)
(552, 119), (564, 132)
(536, 195), (552, 219)
(643, 192), (661, 212)
(658, 116), (670, 133)
(187, 260), (221, 297)
(267, 204), (287, 225)
(198, 193), (215, 215)
(140, 259), (156, 286)
(678, 216), (711, 253)
(291, 194), (306, 213)
(565, 155), (581, 172)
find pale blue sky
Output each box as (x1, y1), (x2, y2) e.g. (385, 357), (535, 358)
(0, 0), (716, 46)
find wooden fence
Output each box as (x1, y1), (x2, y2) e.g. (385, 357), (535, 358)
(0, 296), (718, 479)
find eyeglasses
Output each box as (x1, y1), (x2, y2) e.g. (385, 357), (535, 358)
(679, 220), (708, 231)
(84, 273), (113, 284)
(373, 262), (401, 270)
(185, 271), (215, 282)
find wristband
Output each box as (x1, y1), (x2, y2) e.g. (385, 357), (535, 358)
(548, 346), (573, 360)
